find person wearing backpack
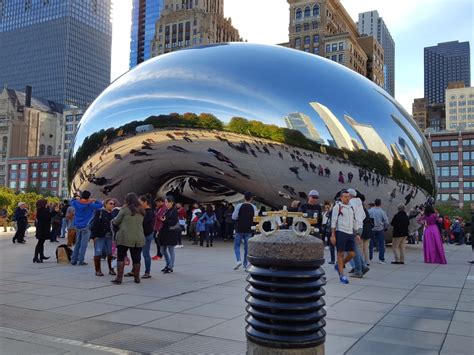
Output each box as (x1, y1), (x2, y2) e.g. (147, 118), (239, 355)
(451, 219), (463, 245)
(232, 192), (257, 270)
(199, 205), (218, 247)
(33, 199), (51, 263)
(91, 199), (116, 276)
(330, 189), (358, 284)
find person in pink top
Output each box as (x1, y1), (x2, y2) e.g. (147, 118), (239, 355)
(417, 205), (447, 264)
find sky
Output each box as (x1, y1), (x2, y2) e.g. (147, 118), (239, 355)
(111, 0), (473, 113)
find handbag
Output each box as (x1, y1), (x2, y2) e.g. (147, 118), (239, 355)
(169, 221), (181, 231)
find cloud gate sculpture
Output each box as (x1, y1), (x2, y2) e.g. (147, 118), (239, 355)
(69, 43), (435, 217)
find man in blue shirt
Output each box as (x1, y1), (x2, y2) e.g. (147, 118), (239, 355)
(70, 191), (103, 265)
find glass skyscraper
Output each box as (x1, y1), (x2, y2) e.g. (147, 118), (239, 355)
(130, 0), (163, 68)
(424, 41), (471, 105)
(0, 0), (112, 108)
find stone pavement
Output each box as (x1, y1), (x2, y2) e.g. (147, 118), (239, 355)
(0, 230), (472, 355)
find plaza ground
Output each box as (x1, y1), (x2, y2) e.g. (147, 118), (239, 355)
(0, 230), (472, 354)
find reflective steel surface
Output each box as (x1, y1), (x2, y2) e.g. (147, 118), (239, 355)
(69, 43), (435, 212)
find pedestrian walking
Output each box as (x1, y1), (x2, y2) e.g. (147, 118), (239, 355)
(391, 204), (409, 264)
(232, 192), (257, 270)
(33, 199), (51, 263)
(111, 193), (146, 284)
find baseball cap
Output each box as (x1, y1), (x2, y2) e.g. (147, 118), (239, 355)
(347, 188), (357, 197)
(308, 190), (319, 197)
(18, 202), (26, 207)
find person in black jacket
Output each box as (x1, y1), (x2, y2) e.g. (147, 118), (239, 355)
(13, 202), (29, 244)
(50, 203), (62, 243)
(298, 190), (322, 238)
(159, 196), (179, 273)
(33, 199), (51, 263)
(232, 192), (257, 270)
(139, 195), (155, 278)
(391, 204), (410, 264)
(91, 199), (115, 276)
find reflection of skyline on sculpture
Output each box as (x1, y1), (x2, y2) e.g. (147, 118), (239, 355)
(344, 114), (393, 164)
(284, 112), (324, 144)
(70, 43), (436, 209)
(310, 102), (354, 150)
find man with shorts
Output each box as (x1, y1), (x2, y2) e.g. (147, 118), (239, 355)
(330, 190), (357, 284)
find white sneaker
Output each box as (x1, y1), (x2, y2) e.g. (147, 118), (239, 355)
(179, 245), (184, 248)
(234, 261), (242, 270)
(377, 260), (386, 264)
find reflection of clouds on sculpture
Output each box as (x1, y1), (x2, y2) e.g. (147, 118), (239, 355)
(70, 43), (436, 215)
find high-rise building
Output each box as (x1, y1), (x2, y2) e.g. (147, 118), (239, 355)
(59, 108), (83, 197)
(151, 0), (241, 57)
(0, 87), (63, 189)
(446, 86), (474, 131)
(130, 0), (164, 68)
(424, 41), (471, 105)
(412, 98), (428, 131)
(357, 35), (384, 89)
(284, 112), (323, 143)
(310, 102), (354, 150)
(344, 114), (392, 164)
(0, 0), (112, 108)
(426, 130), (474, 208)
(358, 10), (395, 97)
(286, 1), (386, 87)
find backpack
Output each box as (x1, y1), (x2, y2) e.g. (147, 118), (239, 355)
(56, 244), (72, 263)
(90, 209), (111, 238)
(451, 222), (462, 234)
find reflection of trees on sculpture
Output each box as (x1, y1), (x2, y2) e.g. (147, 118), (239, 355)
(69, 112), (434, 195)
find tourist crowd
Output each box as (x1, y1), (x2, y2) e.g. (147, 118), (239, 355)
(7, 184), (473, 285)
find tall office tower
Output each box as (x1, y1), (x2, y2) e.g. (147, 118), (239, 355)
(358, 10), (395, 97)
(287, 0), (384, 83)
(0, 0), (112, 108)
(424, 41), (470, 104)
(151, 0), (241, 57)
(130, 0), (164, 68)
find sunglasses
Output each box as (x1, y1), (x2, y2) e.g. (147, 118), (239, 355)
(107, 202), (115, 205)
(309, 196), (319, 199)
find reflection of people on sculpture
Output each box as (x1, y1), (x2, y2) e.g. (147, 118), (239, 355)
(198, 161), (220, 169)
(325, 167), (331, 178)
(167, 145), (188, 153)
(166, 133), (176, 140)
(183, 136), (193, 143)
(250, 149), (257, 157)
(289, 166), (301, 180)
(130, 159), (154, 165)
(100, 180), (123, 195)
(283, 185), (296, 195)
(389, 188), (397, 202)
(278, 152), (283, 159)
(114, 154), (122, 160)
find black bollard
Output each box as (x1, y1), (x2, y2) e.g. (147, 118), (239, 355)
(245, 229), (326, 354)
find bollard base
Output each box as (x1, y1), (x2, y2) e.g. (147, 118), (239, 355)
(247, 341), (324, 355)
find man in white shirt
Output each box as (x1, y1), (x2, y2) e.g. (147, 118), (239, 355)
(330, 189), (357, 284)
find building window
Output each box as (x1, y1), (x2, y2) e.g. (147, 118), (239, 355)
(41, 172), (48, 178)
(440, 141), (449, 147)
(40, 181), (47, 188)
(31, 163), (38, 169)
(313, 34), (319, 43)
(39, 144), (45, 156)
(41, 162), (48, 169)
(20, 164), (26, 170)
(295, 24), (301, 32)
(19, 181), (26, 188)
(338, 42), (344, 51)
(52, 171), (59, 178)
(313, 47), (319, 54)
(295, 38), (301, 47)
(325, 44), (330, 52)
(450, 140), (458, 147)
(304, 36), (310, 45)
(338, 54), (344, 62)
(450, 152), (458, 160)
(313, 5), (320, 16)
(9, 182), (16, 189)
(51, 181), (58, 188)
(10, 164), (17, 170)
(331, 55), (337, 62)
(10, 172), (16, 179)
(331, 43), (337, 52)
(295, 8), (302, 20)
(312, 21), (318, 29)
(432, 141), (440, 147)
(304, 6), (310, 17)
(52, 162), (59, 169)
(2, 136), (7, 151)
(31, 172), (37, 178)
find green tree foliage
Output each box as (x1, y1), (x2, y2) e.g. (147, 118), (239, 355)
(0, 187), (60, 219)
(436, 202), (472, 221)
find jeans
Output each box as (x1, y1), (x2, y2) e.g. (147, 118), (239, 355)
(71, 227), (91, 264)
(349, 238), (363, 274)
(142, 233), (154, 273)
(161, 245), (175, 269)
(205, 224), (214, 244)
(362, 238), (370, 265)
(60, 218), (67, 238)
(234, 233), (251, 267)
(94, 237), (113, 257)
(370, 230), (385, 261)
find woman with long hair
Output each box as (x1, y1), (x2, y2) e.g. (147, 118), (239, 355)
(111, 193), (145, 284)
(159, 196), (179, 273)
(139, 195), (155, 279)
(34, 199), (51, 263)
(418, 205), (447, 264)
